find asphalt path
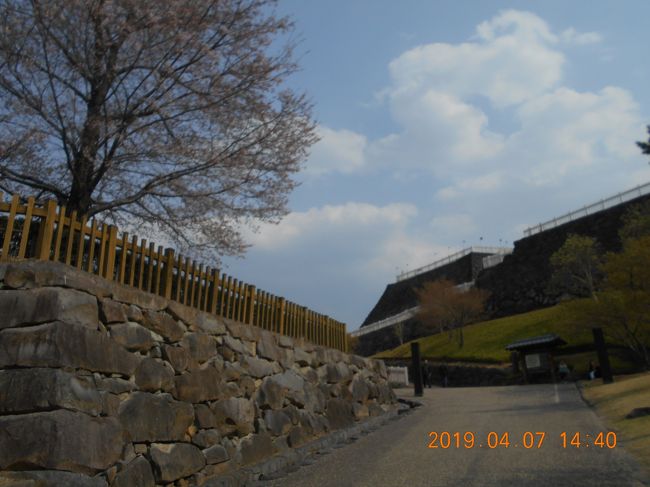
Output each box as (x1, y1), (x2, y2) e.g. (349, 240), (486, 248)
(262, 383), (649, 487)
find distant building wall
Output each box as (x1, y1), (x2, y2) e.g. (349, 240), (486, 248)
(356, 188), (650, 357)
(475, 191), (650, 317)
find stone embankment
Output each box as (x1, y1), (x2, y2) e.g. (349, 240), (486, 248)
(0, 260), (396, 486)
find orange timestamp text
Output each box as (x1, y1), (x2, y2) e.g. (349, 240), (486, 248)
(427, 431), (617, 449)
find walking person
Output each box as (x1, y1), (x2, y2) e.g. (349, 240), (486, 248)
(439, 363), (449, 388)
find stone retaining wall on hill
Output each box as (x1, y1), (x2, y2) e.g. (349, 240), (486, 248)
(476, 192), (650, 317)
(0, 260), (397, 486)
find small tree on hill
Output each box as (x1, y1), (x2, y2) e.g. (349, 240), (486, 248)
(619, 201), (650, 242)
(416, 279), (488, 348)
(549, 234), (602, 300)
(560, 236), (650, 368)
(393, 321), (406, 346)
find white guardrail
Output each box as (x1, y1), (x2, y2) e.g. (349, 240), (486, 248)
(396, 246), (511, 282)
(482, 252), (511, 269)
(523, 181), (650, 237)
(350, 306), (420, 338)
(351, 281), (479, 337)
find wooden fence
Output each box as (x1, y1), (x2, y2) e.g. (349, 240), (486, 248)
(0, 194), (348, 352)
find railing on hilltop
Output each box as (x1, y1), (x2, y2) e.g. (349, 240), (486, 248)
(0, 194), (348, 352)
(523, 181), (650, 237)
(352, 280), (478, 338)
(396, 246), (512, 282)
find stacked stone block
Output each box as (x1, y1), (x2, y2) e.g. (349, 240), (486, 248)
(0, 260), (396, 486)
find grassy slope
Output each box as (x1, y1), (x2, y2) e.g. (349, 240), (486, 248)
(375, 305), (591, 363)
(580, 373), (650, 475)
(374, 304), (637, 373)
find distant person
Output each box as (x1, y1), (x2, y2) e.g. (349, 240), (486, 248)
(422, 360), (433, 388)
(439, 363), (449, 388)
(588, 360), (597, 380)
(558, 361), (569, 381)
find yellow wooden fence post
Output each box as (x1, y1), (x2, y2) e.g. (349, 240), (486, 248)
(278, 297), (286, 336)
(163, 248), (175, 299)
(246, 286), (256, 325)
(301, 306), (307, 341)
(17, 197), (35, 259)
(36, 199), (57, 260)
(104, 225), (118, 280)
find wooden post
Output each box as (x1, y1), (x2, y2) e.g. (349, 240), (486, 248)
(219, 273), (228, 318)
(278, 297), (286, 336)
(201, 267), (210, 312)
(306, 309), (312, 341)
(270, 294), (275, 330)
(76, 216), (88, 270)
(36, 199), (57, 260)
(87, 220), (98, 273)
(592, 327), (614, 384)
(146, 243), (156, 293)
(194, 263), (204, 309)
(246, 286), (256, 325)
(326, 318), (332, 348)
(65, 211), (78, 265)
(163, 248), (175, 299)
(17, 197), (35, 259)
(154, 246), (163, 295)
(187, 261), (197, 307)
(137, 239), (147, 290)
(270, 295), (277, 331)
(104, 225), (118, 280)
(174, 254), (183, 301)
(98, 224), (109, 278)
(302, 306), (308, 341)
(236, 280), (245, 322)
(182, 257), (191, 304)
(128, 235), (138, 286)
(209, 269), (220, 315)
(411, 342), (423, 397)
(260, 291), (267, 329)
(316, 313), (322, 345)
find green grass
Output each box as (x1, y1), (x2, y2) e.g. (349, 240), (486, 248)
(374, 304), (611, 364)
(581, 373), (650, 474)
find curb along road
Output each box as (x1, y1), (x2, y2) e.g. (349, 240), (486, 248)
(255, 385), (649, 487)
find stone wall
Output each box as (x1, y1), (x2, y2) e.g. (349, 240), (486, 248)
(476, 192), (650, 317)
(0, 260), (396, 486)
(357, 251), (492, 356)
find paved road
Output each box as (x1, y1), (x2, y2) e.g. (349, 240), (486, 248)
(262, 384), (649, 487)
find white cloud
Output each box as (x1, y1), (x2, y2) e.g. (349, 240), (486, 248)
(379, 90), (504, 164)
(508, 86), (643, 185)
(388, 10), (564, 108)
(365, 234), (448, 278)
(429, 214), (478, 238)
(436, 173), (503, 200)
(242, 200), (456, 284)
(305, 126), (367, 175)
(229, 10), (648, 329)
(476, 10), (557, 44)
(373, 9), (644, 227)
(246, 202), (417, 251)
(560, 27), (602, 45)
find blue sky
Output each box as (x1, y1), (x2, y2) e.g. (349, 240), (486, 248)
(223, 1), (650, 331)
